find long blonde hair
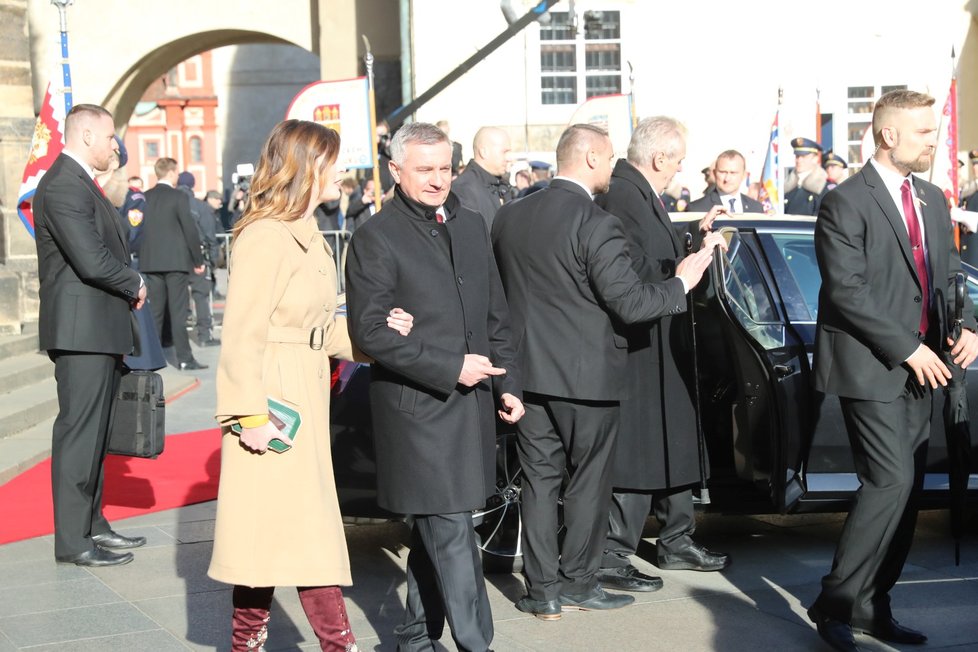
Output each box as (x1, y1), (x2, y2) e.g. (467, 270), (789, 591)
(232, 120), (340, 237)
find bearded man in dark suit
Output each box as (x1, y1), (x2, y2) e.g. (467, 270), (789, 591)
(808, 90), (978, 652)
(33, 104), (148, 567)
(492, 124), (721, 620)
(346, 122), (524, 652)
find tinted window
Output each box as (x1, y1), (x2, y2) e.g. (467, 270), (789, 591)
(769, 233), (821, 321)
(721, 232), (783, 350)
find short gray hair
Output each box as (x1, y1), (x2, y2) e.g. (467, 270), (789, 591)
(389, 122), (450, 165)
(627, 116), (687, 167)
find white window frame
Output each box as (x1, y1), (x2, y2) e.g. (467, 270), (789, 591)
(538, 8), (624, 107)
(844, 83), (907, 174)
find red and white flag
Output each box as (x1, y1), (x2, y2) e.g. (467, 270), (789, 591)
(17, 62), (69, 238)
(931, 75), (959, 207)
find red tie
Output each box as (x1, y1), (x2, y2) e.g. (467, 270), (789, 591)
(94, 178), (106, 197)
(901, 179), (928, 335)
(435, 211), (445, 224)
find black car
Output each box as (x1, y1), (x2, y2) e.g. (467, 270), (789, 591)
(328, 215), (978, 565)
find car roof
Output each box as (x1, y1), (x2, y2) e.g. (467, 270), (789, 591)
(671, 212), (816, 234)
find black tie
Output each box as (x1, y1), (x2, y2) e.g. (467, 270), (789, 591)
(728, 197), (736, 212)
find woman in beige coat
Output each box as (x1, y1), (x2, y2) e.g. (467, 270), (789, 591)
(208, 120), (411, 652)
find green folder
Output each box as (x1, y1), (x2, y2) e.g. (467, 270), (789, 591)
(230, 397), (301, 453)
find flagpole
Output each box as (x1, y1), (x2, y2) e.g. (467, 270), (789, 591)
(51, 0), (73, 115)
(815, 88), (821, 145)
(777, 86), (784, 213)
(627, 61), (637, 130)
(362, 35), (382, 212)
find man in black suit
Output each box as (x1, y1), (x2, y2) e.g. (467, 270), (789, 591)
(452, 126), (514, 229)
(687, 149), (765, 213)
(492, 124), (720, 620)
(139, 157), (206, 370)
(808, 90), (978, 651)
(34, 104), (149, 567)
(346, 122), (524, 652)
(594, 117), (730, 596)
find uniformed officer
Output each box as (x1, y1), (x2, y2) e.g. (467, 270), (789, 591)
(960, 155), (978, 268)
(823, 151), (849, 191)
(118, 166), (146, 261)
(784, 137), (828, 216)
(959, 149), (978, 204)
(517, 160), (552, 198)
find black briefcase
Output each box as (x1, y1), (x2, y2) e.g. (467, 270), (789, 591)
(108, 370), (165, 458)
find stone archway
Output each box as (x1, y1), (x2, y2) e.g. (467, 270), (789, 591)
(103, 30), (297, 132)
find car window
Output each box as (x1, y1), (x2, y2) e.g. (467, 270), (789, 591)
(719, 230), (784, 350)
(768, 233), (820, 321)
(965, 272), (978, 322)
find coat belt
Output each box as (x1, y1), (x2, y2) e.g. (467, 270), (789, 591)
(266, 325), (325, 350)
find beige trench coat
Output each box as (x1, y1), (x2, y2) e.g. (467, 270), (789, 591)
(208, 216), (357, 588)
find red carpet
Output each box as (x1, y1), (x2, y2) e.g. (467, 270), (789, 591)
(0, 428), (222, 545)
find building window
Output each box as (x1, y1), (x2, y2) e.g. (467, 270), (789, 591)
(845, 84), (906, 172)
(540, 10), (623, 105)
(145, 141), (159, 159)
(189, 136), (203, 163)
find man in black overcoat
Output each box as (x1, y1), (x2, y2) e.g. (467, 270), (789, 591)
(594, 117), (731, 595)
(687, 149), (764, 214)
(34, 104), (148, 566)
(491, 124), (720, 620)
(139, 157), (206, 370)
(808, 90), (978, 651)
(452, 126), (513, 229)
(346, 122), (524, 652)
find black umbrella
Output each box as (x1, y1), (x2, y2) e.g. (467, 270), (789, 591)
(941, 273), (972, 565)
(684, 233), (710, 505)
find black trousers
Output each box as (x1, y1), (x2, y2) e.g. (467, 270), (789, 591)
(517, 393), (619, 601)
(395, 513), (493, 652)
(145, 271), (193, 364)
(813, 384), (931, 628)
(188, 268), (213, 339)
(601, 487), (695, 568)
(50, 351), (122, 557)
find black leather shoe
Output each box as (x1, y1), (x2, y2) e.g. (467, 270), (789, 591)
(559, 587), (634, 612)
(853, 617), (927, 645)
(515, 596), (561, 621)
(179, 359), (208, 371)
(596, 565), (664, 592)
(807, 606), (860, 652)
(56, 548), (134, 567)
(92, 531), (147, 550)
(656, 542), (729, 571)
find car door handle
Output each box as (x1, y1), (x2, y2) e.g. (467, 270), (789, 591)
(773, 364), (794, 378)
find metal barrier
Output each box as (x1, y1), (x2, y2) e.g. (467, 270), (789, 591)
(216, 229), (353, 291)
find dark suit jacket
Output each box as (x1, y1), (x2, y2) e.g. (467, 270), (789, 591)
(34, 154), (141, 354)
(346, 189), (521, 515)
(491, 178), (687, 402)
(687, 188), (765, 214)
(595, 159), (703, 489)
(814, 163), (976, 402)
(138, 182), (203, 273)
